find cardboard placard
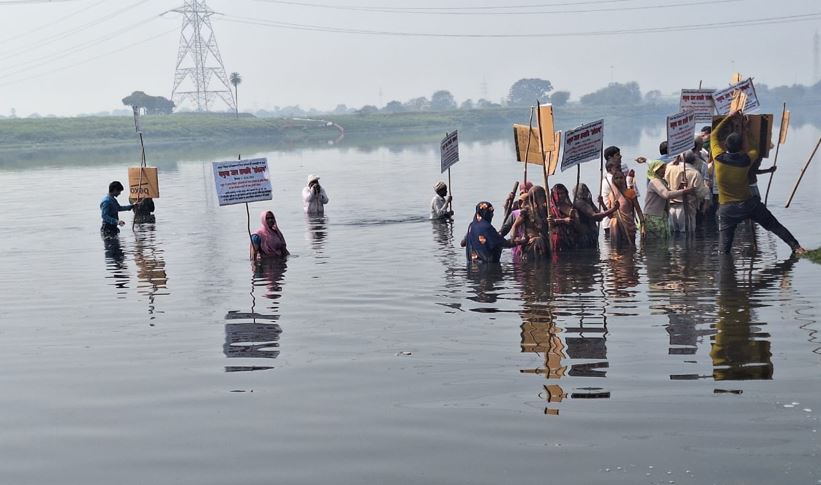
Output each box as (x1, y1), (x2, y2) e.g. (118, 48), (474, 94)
(712, 114), (774, 159)
(779, 110), (790, 145)
(212, 158), (272, 206)
(513, 124), (544, 165)
(729, 90), (747, 114)
(538, 104), (555, 153)
(128, 167), (160, 199)
(440, 131), (459, 173)
(561, 119), (603, 172)
(680, 89), (716, 123)
(547, 131), (562, 176)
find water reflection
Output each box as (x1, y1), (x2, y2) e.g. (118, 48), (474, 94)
(465, 263), (505, 306)
(710, 255), (797, 381)
(102, 234), (129, 298)
(517, 255), (611, 415)
(305, 215), (328, 255)
(224, 258), (288, 372)
(133, 224), (169, 321)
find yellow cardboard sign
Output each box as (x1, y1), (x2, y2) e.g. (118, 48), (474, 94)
(729, 90), (747, 114)
(779, 110), (790, 145)
(513, 124), (544, 165)
(730, 72), (743, 84)
(712, 114), (774, 158)
(547, 131), (562, 176)
(128, 167), (160, 199)
(538, 104), (555, 153)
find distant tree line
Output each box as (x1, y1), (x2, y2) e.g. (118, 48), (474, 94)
(121, 91), (175, 115)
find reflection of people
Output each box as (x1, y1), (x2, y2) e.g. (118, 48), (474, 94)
(711, 255), (797, 380)
(130, 197), (155, 224)
(100, 181), (133, 237)
(430, 181), (453, 220)
(711, 112), (805, 255)
(251, 211), (289, 260)
(461, 201), (522, 263)
(305, 215), (328, 252)
(302, 174), (329, 215)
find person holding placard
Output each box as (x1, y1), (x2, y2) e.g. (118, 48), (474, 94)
(665, 151), (706, 234)
(130, 197), (155, 224)
(302, 174), (329, 215)
(573, 183), (618, 249)
(251, 211), (289, 261)
(508, 186), (552, 261)
(711, 112), (805, 255)
(100, 181), (135, 238)
(644, 160), (696, 239)
(430, 181), (453, 220)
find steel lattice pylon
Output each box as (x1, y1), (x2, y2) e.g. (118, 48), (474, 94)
(170, 0), (236, 112)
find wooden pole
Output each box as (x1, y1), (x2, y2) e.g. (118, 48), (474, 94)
(682, 154), (690, 236)
(503, 181), (519, 224)
(239, 153), (252, 243)
(573, 164), (581, 204)
(785, 136), (821, 208)
(447, 167), (452, 212)
(536, 100), (553, 253)
(523, 108), (534, 185)
(763, 102), (787, 207)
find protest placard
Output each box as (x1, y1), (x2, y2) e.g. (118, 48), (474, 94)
(128, 167), (160, 199)
(212, 158), (272, 206)
(712, 78), (760, 114)
(711, 114), (774, 158)
(440, 131), (459, 173)
(679, 89), (716, 122)
(513, 124), (544, 164)
(561, 119), (603, 172)
(538, 104), (555, 153)
(666, 111), (697, 157)
(547, 131), (562, 175)
(779, 110), (791, 145)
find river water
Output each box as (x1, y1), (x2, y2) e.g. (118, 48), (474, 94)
(0, 122), (820, 484)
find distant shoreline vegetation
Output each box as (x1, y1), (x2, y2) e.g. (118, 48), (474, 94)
(1, 79), (820, 153)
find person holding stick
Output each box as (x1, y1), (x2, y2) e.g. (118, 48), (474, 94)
(500, 181), (533, 237)
(100, 181), (137, 238)
(711, 112), (806, 255)
(460, 201), (526, 263)
(572, 183), (618, 249)
(302, 174), (329, 215)
(608, 170), (645, 247)
(430, 181), (453, 220)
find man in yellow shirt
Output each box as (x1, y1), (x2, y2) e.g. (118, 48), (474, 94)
(711, 112), (805, 255)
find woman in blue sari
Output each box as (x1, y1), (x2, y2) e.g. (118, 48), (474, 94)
(461, 201), (523, 263)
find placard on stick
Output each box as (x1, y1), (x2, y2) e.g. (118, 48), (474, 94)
(779, 110), (791, 145)
(711, 114), (774, 158)
(712, 78), (759, 114)
(513, 124), (544, 164)
(440, 131), (459, 173)
(547, 131), (562, 176)
(680, 89), (716, 122)
(128, 167), (160, 198)
(561, 119), (603, 172)
(538, 104), (555, 153)
(666, 111), (697, 157)
(212, 158), (272, 206)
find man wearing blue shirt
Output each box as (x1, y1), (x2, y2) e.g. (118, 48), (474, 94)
(100, 181), (133, 237)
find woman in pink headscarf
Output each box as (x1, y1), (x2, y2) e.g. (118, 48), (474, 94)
(250, 211), (289, 260)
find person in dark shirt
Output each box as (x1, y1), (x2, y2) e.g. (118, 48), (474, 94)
(130, 197), (156, 224)
(100, 181), (134, 237)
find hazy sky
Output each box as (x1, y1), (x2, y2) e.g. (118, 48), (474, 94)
(0, 0), (818, 116)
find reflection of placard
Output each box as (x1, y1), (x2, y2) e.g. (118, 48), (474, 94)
(679, 89), (716, 122)
(440, 131), (459, 173)
(666, 111), (697, 157)
(212, 158), (272, 206)
(128, 167), (159, 198)
(779, 111), (791, 145)
(513, 124), (544, 164)
(538, 104), (555, 153)
(711, 114), (774, 158)
(547, 131), (562, 176)
(561, 119), (603, 172)
(712, 78), (759, 114)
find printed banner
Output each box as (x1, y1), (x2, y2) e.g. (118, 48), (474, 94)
(712, 78), (760, 114)
(679, 89), (716, 123)
(561, 119), (604, 172)
(440, 131), (459, 173)
(666, 111), (697, 157)
(538, 104), (555, 153)
(513, 124), (544, 165)
(212, 158), (272, 206)
(128, 167), (160, 199)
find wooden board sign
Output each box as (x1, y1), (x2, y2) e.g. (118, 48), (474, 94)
(128, 167), (160, 199)
(513, 124), (544, 165)
(779, 111), (790, 145)
(538, 104), (555, 153)
(712, 114), (774, 159)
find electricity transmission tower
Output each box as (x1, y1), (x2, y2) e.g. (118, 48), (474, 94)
(169, 0), (236, 112)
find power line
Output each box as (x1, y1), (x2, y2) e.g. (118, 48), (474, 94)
(0, 0), (110, 46)
(252, 0), (740, 15)
(220, 11), (821, 38)
(252, 0), (632, 12)
(0, 27), (176, 87)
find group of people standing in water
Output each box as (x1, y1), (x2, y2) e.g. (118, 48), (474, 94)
(448, 111), (806, 263)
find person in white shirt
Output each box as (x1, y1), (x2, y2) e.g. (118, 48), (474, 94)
(430, 181), (453, 220)
(302, 174), (329, 215)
